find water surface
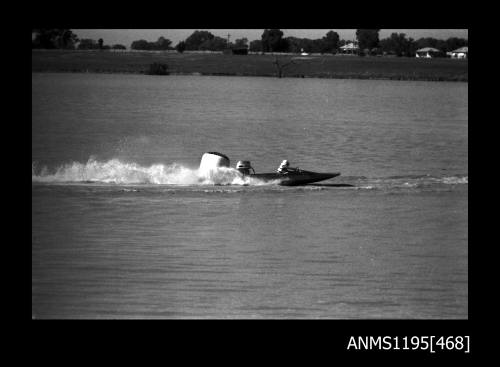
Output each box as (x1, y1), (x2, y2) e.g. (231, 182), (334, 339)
(32, 73), (468, 318)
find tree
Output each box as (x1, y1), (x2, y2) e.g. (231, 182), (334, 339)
(77, 38), (98, 50)
(175, 41), (186, 53)
(321, 31), (340, 54)
(131, 39), (151, 50)
(284, 37), (301, 53)
(32, 29), (57, 48)
(261, 29), (288, 52)
(300, 38), (315, 53)
(415, 37), (448, 54)
(98, 38), (104, 50)
(185, 30), (215, 50)
(111, 44), (127, 50)
(234, 38), (248, 48)
(445, 37), (468, 52)
(199, 36), (227, 51)
(380, 33), (416, 57)
(356, 29), (380, 51)
(338, 39), (348, 47)
(406, 38), (417, 57)
(130, 37), (173, 51)
(249, 39), (262, 52)
(283, 33), (339, 54)
(311, 39), (324, 53)
(32, 29), (79, 49)
(415, 37), (439, 50)
(57, 29), (79, 49)
(155, 36), (172, 50)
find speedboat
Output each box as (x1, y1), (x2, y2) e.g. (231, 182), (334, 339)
(247, 170), (340, 186)
(199, 152), (340, 186)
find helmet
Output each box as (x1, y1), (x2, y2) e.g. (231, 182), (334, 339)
(281, 160), (289, 166)
(236, 160), (252, 169)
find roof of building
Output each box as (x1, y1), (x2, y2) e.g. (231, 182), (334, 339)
(340, 42), (359, 50)
(451, 46), (468, 53)
(416, 47), (440, 52)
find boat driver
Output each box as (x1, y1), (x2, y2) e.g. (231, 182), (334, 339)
(277, 160), (297, 174)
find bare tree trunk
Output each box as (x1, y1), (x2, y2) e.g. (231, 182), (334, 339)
(273, 56), (295, 78)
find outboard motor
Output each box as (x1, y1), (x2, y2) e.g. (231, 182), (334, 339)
(235, 160), (255, 175)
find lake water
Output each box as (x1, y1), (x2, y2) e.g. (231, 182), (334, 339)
(32, 73), (468, 319)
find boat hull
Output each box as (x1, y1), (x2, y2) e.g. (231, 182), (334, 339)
(250, 170), (340, 186)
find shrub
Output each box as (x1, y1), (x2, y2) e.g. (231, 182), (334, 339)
(146, 63), (169, 75)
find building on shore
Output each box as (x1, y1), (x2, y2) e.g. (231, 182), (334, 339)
(415, 47), (441, 58)
(450, 46), (468, 59)
(339, 42), (359, 55)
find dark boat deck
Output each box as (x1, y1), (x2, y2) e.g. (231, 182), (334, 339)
(250, 170), (340, 186)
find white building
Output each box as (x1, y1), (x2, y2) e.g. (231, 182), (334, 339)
(416, 47), (441, 58)
(339, 42), (359, 55)
(450, 46), (468, 59)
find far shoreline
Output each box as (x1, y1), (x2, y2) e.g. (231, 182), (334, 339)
(32, 50), (468, 83)
(31, 69), (468, 83)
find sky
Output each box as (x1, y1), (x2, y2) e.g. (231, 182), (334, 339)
(72, 29), (468, 48)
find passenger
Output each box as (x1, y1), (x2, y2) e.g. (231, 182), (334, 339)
(277, 160), (297, 174)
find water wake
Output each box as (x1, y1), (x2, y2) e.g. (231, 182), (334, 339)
(31, 158), (269, 186)
(350, 174), (468, 190)
(32, 158), (468, 190)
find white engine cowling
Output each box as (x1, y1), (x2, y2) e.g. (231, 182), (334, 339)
(198, 152), (230, 178)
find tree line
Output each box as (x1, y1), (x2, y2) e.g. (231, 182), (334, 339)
(32, 29), (468, 57)
(32, 29), (127, 50)
(376, 31), (468, 57)
(249, 29), (468, 56)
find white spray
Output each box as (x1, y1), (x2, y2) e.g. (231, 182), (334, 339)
(32, 153), (267, 186)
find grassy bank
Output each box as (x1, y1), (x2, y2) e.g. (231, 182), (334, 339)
(32, 50), (468, 82)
